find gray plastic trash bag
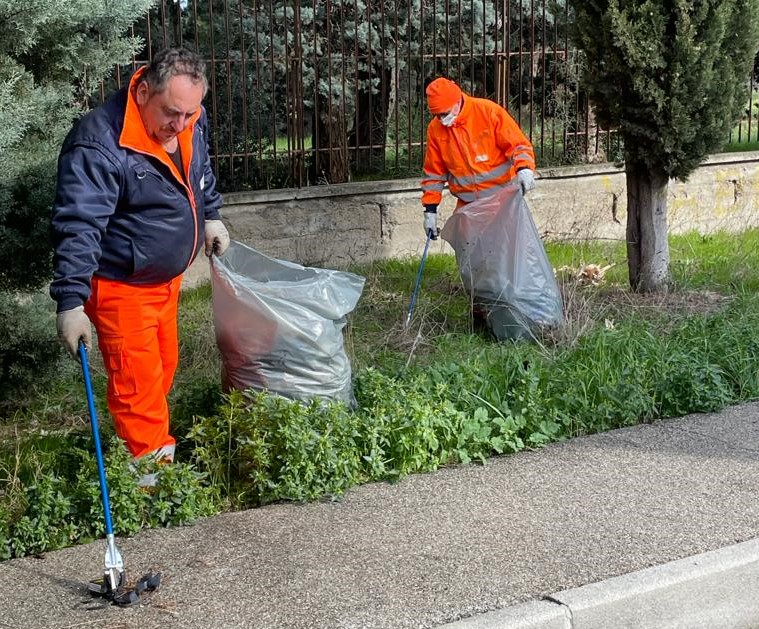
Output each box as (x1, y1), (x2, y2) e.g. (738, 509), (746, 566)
(440, 185), (563, 341)
(210, 241), (365, 405)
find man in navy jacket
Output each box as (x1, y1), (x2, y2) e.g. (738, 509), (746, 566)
(50, 48), (229, 478)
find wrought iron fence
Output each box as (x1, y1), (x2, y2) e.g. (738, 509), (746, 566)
(101, 0), (753, 192)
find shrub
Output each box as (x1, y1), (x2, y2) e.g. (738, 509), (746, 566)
(1, 0), (154, 291)
(0, 292), (64, 405)
(0, 434), (220, 558)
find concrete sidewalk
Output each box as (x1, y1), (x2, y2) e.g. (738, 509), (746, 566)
(2, 402), (759, 629)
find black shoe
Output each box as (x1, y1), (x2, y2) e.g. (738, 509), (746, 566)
(471, 304), (491, 334)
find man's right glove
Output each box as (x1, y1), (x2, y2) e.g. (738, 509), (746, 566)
(423, 205), (439, 240)
(56, 305), (92, 358)
(517, 168), (536, 195)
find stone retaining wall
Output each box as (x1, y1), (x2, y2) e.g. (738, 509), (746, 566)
(183, 152), (759, 287)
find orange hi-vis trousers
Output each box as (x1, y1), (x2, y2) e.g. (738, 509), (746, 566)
(84, 275), (182, 459)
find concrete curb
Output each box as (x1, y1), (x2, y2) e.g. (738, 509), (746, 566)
(441, 600), (570, 629)
(439, 538), (759, 629)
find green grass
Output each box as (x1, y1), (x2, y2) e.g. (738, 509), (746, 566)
(344, 229), (759, 374)
(2, 228), (759, 559)
(669, 230), (759, 292)
(722, 139), (759, 153)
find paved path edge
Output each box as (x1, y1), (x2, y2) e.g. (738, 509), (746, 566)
(438, 537), (759, 629)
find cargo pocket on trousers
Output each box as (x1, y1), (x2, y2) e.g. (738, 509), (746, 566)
(99, 338), (137, 397)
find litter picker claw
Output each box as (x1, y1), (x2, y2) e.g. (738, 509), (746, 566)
(78, 341), (160, 606)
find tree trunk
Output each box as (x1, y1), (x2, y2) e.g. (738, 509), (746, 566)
(625, 161), (670, 292)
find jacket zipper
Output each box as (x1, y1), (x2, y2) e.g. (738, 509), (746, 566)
(125, 145), (199, 272)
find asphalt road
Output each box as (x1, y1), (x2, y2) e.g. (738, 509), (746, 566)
(2, 402), (759, 628)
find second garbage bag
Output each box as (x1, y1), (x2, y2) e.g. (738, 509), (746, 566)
(210, 241), (365, 406)
(440, 185), (563, 341)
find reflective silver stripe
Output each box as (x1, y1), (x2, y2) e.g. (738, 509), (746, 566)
(422, 171), (447, 181)
(449, 160), (512, 188)
(421, 182), (445, 192)
(455, 186), (503, 203)
(513, 145), (535, 165)
(514, 152), (534, 163)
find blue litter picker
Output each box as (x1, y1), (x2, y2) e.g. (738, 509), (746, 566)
(405, 231), (432, 327)
(79, 341), (161, 606)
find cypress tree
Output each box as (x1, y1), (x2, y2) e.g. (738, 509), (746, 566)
(569, 0), (759, 291)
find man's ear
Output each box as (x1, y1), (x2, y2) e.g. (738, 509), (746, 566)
(134, 81), (150, 106)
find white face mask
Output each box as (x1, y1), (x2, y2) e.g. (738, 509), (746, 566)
(440, 111), (458, 127)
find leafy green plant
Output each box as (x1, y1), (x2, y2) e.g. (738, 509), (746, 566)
(190, 390), (363, 506)
(170, 378), (224, 455)
(546, 324), (658, 433)
(354, 369), (463, 478)
(69, 438), (146, 539)
(143, 462), (219, 527)
(10, 474), (77, 557)
(0, 434), (219, 558)
(0, 503), (11, 561)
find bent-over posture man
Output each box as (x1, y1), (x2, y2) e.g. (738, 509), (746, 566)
(51, 48), (229, 478)
(420, 77), (536, 240)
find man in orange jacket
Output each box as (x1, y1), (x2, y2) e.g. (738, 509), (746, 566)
(420, 77), (536, 239)
(51, 48), (229, 484)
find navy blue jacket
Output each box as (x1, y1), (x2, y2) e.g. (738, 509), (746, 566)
(50, 87), (223, 313)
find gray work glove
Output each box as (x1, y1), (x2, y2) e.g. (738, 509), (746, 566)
(205, 219), (230, 256)
(56, 305), (92, 358)
(517, 169), (536, 195)
(423, 205), (439, 240)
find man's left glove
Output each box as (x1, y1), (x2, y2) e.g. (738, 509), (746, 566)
(205, 219), (230, 256)
(56, 305), (92, 359)
(517, 169), (536, 195)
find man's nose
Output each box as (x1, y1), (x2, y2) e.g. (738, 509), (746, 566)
(169, 116), (185, 132)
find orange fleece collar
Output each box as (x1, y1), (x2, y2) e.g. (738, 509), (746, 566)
(118, 66), (201, 189)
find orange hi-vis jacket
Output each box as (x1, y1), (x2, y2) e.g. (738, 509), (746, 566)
(421, 94), (535, 207)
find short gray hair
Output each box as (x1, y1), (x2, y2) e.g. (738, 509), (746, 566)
(141, 48), (208, 95)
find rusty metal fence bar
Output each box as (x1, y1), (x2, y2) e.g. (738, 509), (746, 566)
(98, 0), (752, 192)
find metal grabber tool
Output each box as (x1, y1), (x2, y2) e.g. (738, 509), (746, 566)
(79, 341), (160, 606)
(405, 231), (433, 327)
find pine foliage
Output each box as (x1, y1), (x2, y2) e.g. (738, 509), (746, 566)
(571, 0), (759, 180)
(0, 0), (154, 291)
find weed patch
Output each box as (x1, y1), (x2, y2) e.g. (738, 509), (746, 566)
(2, 229), (759, 557)
(0, 434), (219, 560)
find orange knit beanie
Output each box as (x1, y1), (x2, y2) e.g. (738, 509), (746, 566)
(426, 78), (462, 114)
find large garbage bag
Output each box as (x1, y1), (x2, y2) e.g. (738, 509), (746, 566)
(210, 241), (365, 405)
(440, 185), (563, 341)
